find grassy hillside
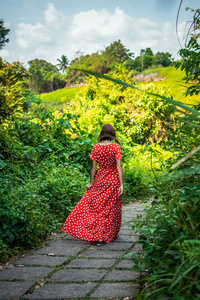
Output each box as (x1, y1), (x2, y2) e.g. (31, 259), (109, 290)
(141, 66), (200, 105)
(39, 86), (83, 110)
(38, 67), (200, 111)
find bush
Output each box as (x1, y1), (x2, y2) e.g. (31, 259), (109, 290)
(64, 67), (175, 145)
(130, 176), (200, 299)
(123, 167), (145, 202)
(0, 162), (88, 261)
(0, 58), (28, 123)
(0, 112), (97, 261)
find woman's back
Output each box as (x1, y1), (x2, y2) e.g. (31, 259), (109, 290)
(90, 143), (121, 169)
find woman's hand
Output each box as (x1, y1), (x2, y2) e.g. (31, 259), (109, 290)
(86, 183), (93, 190)
(118, 184), (123, 197)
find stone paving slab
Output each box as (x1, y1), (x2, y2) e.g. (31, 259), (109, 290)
(120, 224), (132, 229)
(25, 283), (96, 299)
(91, 282), (138, 298)
(93, 242), (132, 251)
(119, 234), (138, 242)
(114, 235), (133, 243)
(1, 201), (147, 300)
(122, 212), (140, 216)
(15, 255), (69, 266)
(122, 217), (135, 221)
(63, 235), (81, 241)
(48, 269), (107, 282)
(115, 259), (135, 269)
(81, 250), (126, 258)
(119, 229), (133, 235)
(0, 281), (34, 299)
(122, 210), (145, 214)
(0, 267), (52, 281)
(123, 213), (144, 217)
(104, 270), (138, 281)
(35, 245), (84, 256)
(50, 240), (88, 247)
(49, 232), (67, 239)
(122, 219), (134, 223)
(66, 258), (117, 269)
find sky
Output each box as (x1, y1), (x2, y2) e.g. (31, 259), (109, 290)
(0, 0), (199, 67)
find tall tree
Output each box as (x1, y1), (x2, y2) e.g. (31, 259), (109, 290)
(103, 39), (134, 65)
(57, 55), (69, 73)
(140, 48), (154, 69)
(143, 55), (154, 69)
(0, 19), (10, 49)
(154, 51), (172, 67)
(28, 59), (65, 94)
(0, 58), (28, 123)
(144, 47), (154, 56)
(140, 49), (145, 68)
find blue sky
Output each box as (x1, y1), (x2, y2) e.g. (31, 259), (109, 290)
(0, 0), (199, 66)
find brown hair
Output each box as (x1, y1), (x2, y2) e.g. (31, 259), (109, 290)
(98, 124), (120, 144)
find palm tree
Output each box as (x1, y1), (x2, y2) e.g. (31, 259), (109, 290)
(57, 55), (69, 73)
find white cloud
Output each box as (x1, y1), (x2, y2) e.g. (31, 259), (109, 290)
(0, 49), (11, 58)
(4, 21), (11, 28)
(2, 5), (185, 65)
(65, 7), (182, 59)
(0, 48), (24, 64)
(69, 7), (132, 40)
(16, 22), (52, 50)
(44, 3), (65, 29)
(65, 7), (134, 57)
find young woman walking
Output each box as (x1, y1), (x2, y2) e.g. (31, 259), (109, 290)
(61, 124), (123, 246)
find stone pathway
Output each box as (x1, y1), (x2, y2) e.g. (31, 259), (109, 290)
(0, 201), (149, 299)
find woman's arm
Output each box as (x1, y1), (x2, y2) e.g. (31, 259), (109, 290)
(86, 160), (97, 190)
(116, 158), (123, 197)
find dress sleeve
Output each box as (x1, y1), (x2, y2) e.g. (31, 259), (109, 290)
(115, 145), (121, 159)
(89, 145), (97, 161)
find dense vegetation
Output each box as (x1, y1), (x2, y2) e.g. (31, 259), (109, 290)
(0, 7), (200, 299)
(126, 9), (200, 299)
(28, 59), (66, 94)
(26, 39), (174, 94)
(0, 58), (176, 261)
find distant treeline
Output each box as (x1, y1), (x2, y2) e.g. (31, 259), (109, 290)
(28, 39), (174, 94)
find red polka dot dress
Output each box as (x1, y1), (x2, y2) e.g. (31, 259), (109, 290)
(61, 143), (122, 243)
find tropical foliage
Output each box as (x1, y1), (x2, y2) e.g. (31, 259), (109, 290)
(0, 58), (28, 123)
(0, 7), (200, 300)
(57, 55), (69, 73)
(64, 66), (175, 144)
(28, 59), (66, 94)
(0, 62), (175, 261)
(0, 19), (10, 49)
(106, 20), (200, 300)
(65, 41), (174, 85)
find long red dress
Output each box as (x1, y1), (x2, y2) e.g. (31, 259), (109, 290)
(61, 143), (122, 243)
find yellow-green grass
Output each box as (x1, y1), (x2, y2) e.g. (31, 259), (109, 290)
(141, 66), (200, 106)
(39, 86), (83, 110)
(39, 67), (200, 111)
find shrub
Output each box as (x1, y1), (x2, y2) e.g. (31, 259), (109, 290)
(130, 177), (200, 299)
(64, 67), (175, 145)
(0, 162), (88, 261)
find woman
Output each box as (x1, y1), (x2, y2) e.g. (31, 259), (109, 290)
(61, 124), (123, 246)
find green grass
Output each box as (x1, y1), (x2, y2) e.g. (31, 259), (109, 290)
(38, 67), (200, 111)
(141, 66), (200, 105)
(38, 86), (83, 110)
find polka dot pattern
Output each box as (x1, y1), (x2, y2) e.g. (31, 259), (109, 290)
(61, 143), (122, 243)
